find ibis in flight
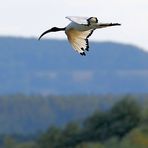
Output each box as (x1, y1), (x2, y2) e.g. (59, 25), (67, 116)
(39, 16), (121, 56)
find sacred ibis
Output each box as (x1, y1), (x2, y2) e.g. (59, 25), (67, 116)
(39, 16), (121, 56)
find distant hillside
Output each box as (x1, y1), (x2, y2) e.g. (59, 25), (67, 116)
(0, 94), (147, 134)
(0, 95), (115, 134)
(0, 37), (148, 94)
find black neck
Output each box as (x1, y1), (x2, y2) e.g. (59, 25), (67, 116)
(53, 27), (66, 31)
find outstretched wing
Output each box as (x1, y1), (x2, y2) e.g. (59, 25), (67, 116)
(65, 28), (94, 55)
(66, 16), (98, 26)
(66, 16), (90, 25)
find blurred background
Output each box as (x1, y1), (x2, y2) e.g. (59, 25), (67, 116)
(0, 0), (148, 147)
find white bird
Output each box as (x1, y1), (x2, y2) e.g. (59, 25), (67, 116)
(39, 16), (121, 56)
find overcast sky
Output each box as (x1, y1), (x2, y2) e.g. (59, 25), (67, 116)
(0, 0), (148, 51)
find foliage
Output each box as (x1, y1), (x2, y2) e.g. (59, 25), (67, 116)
(37, 95), (142, 147)
(81, 95), (141, 143)
(1, 95), (148, 148)
(37, 126), (62, 148)
(109, 96), (141, 138)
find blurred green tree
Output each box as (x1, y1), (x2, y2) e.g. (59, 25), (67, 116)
(37, 126), (62, 148)
(4, 136), (16, 148)
(109, 95), (141, 138)
(82, 96), (141, 143)
(37, 95), (142, 148)
(59, 122), (81, 147)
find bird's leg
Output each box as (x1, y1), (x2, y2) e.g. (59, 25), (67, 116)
(96, 23), (121, 29)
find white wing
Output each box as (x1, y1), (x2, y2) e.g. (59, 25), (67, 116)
(65, 28), (94, 55)
(66, 16), (90, 25)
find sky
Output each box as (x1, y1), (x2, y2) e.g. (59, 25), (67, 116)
(0, 0), (148, 51)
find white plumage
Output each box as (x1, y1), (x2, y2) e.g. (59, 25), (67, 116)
(66, 16), (89, 25)
(39, 16), (121, 56)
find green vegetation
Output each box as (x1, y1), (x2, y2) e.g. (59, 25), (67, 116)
(0, 95), (148, 148)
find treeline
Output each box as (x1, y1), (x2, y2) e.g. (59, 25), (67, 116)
(1, 95), (148, 148)
(37, 96), (145, 148)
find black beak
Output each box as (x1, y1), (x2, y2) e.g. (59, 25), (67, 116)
(38, 29), (51, 40)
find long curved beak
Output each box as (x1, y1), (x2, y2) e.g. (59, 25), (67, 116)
(38, 29), (51, 40)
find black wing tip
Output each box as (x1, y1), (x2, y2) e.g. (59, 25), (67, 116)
(85, 45), (89, 51)
(85, 48), (89, 51)
(85, 39), (89, 51)
(80, 52), (86, 56)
